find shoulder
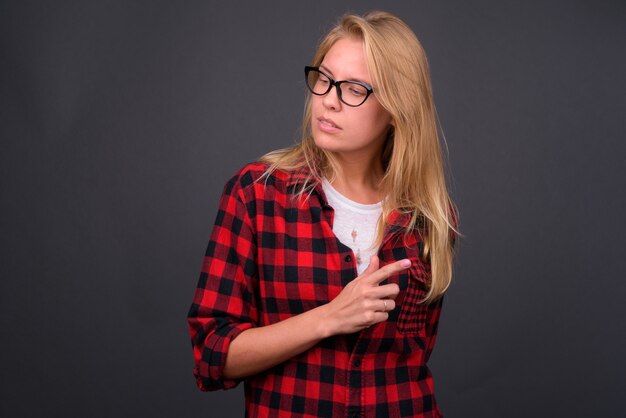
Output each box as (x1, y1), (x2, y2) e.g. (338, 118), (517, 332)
(222, 161), (305, 199)
(223, 162), (269, 192)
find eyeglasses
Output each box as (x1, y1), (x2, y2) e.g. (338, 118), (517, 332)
(304, 66), (374, 107)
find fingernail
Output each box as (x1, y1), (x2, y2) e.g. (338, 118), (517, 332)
(400, 259), (411, 268)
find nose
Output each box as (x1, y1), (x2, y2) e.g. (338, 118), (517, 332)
(322, 84), (342, 111)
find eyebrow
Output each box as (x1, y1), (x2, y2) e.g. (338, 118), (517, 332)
(319, 64), (370, 85)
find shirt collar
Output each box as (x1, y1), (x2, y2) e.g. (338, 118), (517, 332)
(285, 167), (412, 229)
(285, 167), (317, 188)
(387, 210), (411, 228)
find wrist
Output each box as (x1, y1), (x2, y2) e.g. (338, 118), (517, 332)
(312, 303), (336, 339)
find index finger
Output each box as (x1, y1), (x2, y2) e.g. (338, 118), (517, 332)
(364, 258), (412, 285)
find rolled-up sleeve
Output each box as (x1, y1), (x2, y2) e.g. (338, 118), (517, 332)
(187, 173), (258, 391)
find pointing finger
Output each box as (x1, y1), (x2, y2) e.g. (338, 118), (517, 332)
(357, 255), (379, 279)
(365, 259), (411, 285)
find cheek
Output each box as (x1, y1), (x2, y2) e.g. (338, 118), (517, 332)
(363, 107), (392, 133)
(311, 96), (324, 111)
(310, 98), (324, 123)
(371, 102), (392, 124)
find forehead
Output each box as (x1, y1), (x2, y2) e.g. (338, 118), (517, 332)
(320, 37), (370, 82)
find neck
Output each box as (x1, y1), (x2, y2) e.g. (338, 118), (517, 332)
(327, 153), (385, 204)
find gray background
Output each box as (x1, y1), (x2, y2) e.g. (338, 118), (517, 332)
(1, 1), (625, 417)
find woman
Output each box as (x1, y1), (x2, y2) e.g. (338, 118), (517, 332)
(188, 11), (457, 418)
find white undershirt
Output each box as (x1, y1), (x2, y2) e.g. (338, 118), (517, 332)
(321, 179), (383, 275)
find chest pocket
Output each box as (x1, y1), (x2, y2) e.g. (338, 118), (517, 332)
(396, 242), (431, 334)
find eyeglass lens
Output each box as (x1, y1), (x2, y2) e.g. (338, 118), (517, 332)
(306, 69), (369, 107)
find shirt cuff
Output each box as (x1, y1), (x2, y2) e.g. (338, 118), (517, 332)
(193, 322), (254, 391)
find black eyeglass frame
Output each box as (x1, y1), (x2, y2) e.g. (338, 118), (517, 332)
(304, 66), (374, 107)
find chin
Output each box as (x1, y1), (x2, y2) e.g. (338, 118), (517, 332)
(312, 132), (342, 153)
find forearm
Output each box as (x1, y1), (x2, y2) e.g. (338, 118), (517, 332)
(221, 256), (408, 380)
(222, 304), (333, 379)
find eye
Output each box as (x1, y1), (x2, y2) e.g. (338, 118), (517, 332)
(318, 74), (330, 85)
(347, 83), (367, 97)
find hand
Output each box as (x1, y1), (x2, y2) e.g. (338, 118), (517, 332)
(322, 255), (408, 335)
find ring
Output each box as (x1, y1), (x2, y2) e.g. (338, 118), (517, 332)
(382, 299), (388, 312)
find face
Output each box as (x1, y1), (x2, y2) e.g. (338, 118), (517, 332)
(310, 37), (392, 161)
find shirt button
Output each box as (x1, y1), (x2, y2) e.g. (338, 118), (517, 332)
(344, 255), (352, 262)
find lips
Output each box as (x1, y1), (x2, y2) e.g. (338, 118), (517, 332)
(318, 117), (341, 130)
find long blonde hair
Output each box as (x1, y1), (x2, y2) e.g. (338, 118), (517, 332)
(261, 11), (458, 303)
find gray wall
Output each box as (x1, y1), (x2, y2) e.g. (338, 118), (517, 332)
(1, 1), (624, 417)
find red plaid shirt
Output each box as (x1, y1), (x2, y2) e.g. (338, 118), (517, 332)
(188, 162), (444, 417)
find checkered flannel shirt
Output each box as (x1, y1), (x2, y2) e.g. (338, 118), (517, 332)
(188, 162), (444, 417)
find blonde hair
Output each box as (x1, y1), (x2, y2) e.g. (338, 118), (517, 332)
(261, 11), (457, 303)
